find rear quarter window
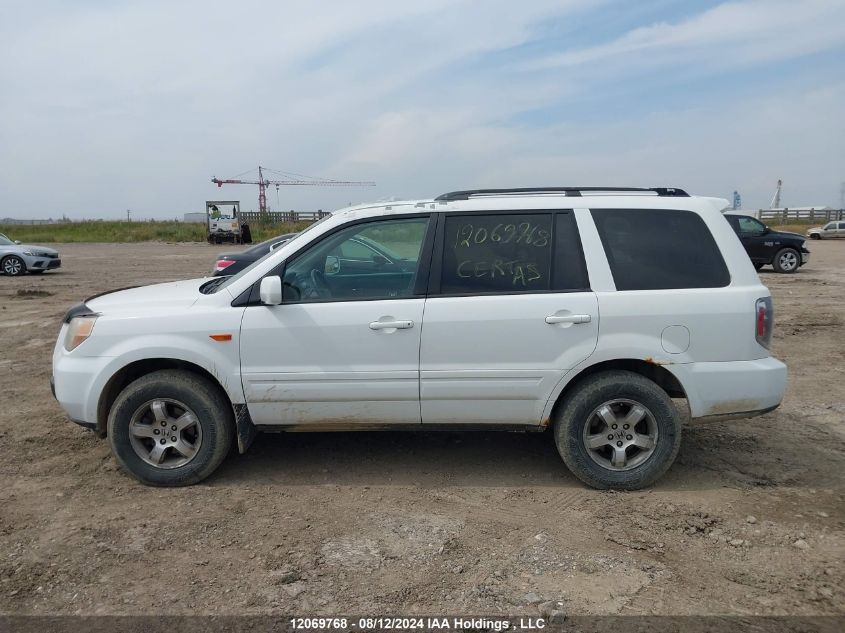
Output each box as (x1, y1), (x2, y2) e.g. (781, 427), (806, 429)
(591, 208), (730, 290)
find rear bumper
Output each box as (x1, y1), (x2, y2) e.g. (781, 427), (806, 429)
(670, 357), (787, 420)
(692, 404), (780, 423)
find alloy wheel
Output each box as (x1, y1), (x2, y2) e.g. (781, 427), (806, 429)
(778, 251), (798, 272)
(128, 399), (203, 469)
(3, 258), (22, 275)
(582, 398), (658, 471)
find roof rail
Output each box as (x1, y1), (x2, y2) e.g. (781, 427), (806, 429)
(434, 187), (689, 201)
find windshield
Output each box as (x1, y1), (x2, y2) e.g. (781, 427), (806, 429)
(212, 214), (333, 293)
(0, 234), (13, 246)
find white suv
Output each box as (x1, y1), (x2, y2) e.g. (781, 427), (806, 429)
(52, 187), (787, 489)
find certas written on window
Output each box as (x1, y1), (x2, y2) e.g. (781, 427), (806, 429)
(591, 208), (730, 291)
(439, 212), (588, 294)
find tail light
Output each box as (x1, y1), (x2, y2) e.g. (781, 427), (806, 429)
(755, 296), (773, 349)
(214, 259), (236, 273)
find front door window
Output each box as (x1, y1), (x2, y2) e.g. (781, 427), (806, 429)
(282, 218), (429, 302)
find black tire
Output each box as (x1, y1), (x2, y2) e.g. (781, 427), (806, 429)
(753, 263), (764, 271)
(107, 369), (234, 486)
(2, 255), (26, 276)
(553, 370), (682, 490)
(29, 270), (45, 274)
(772, 247), (800, 274)
(810, 234), (821, 240)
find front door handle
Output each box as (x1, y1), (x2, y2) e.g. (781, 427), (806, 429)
(545, 314), (591, 325)
(369, 319), (414, 330)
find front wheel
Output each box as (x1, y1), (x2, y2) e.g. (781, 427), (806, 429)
(810, 234), (821, 240)
(772, 248), (800, 274)
(107, 369), (234, 486)
(2, 255), (26, 276)
(553, 370), (682, 490)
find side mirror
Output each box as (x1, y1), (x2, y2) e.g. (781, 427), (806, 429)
(325, 255), (340, 275)
(762, 226), (771, 234)
(372, 254), (388, 266)
(259, 276), (282, 305)
(14, 240), (21, 245)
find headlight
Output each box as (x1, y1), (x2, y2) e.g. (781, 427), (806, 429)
(64, 316), (98, 351)
(22, 250), (34, 256)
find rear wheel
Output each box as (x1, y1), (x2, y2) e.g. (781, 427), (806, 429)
(107, 370), (234, 486)
(553, 370), (682, 490)
(772, 247), (800, 274)
(2, 255), (26, 276)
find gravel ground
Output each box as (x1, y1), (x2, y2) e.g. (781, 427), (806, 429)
(0, 241), (842, 617)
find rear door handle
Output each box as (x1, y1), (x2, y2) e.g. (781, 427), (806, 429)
(545, 314), (591, 325)
(369, 320), (414, 330)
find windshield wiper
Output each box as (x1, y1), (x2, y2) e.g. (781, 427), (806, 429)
(199, 277), (227, 294)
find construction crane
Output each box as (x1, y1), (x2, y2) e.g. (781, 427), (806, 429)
(770, 179), (783, 209)
(212, 166), (375, 214)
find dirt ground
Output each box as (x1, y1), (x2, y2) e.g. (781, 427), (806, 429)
(0, 241), (842, 618)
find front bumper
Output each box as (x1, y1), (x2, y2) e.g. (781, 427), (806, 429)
(801, 251), (810, 265)
(670, 357), (788, 420)
(23, 254), (61, 271)
(52, 350), (113, 432)
(51, 372), (97, 430)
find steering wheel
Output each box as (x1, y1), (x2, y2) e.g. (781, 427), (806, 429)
(309, 268), (332, 299)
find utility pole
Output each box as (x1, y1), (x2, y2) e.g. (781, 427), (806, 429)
(126, 209), (132, 222)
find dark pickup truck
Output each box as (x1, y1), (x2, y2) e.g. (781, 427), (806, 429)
(724, 214), (810, 274)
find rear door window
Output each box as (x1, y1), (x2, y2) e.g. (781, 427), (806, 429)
(437, 211), (588, 294)
(591, 208), (730, 290)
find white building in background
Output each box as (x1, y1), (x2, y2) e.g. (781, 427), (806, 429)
(0, 217), (56, 224)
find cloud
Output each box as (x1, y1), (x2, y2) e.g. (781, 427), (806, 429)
(523, 0), (845, 74)
(331, 80), (845, 209)
(0, 0), (842, 217)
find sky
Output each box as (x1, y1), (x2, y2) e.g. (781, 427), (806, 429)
(0, 0), (844, 220)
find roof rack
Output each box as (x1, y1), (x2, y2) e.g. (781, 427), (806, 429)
(434, 187), (689, 201)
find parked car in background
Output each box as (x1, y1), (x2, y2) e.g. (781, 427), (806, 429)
(806, 221), (845, 240)
(723, 214), (810, 273)
(0, 233), (61, 276)
(53, 187), (787, 490)
(212, 233), (297, 276)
